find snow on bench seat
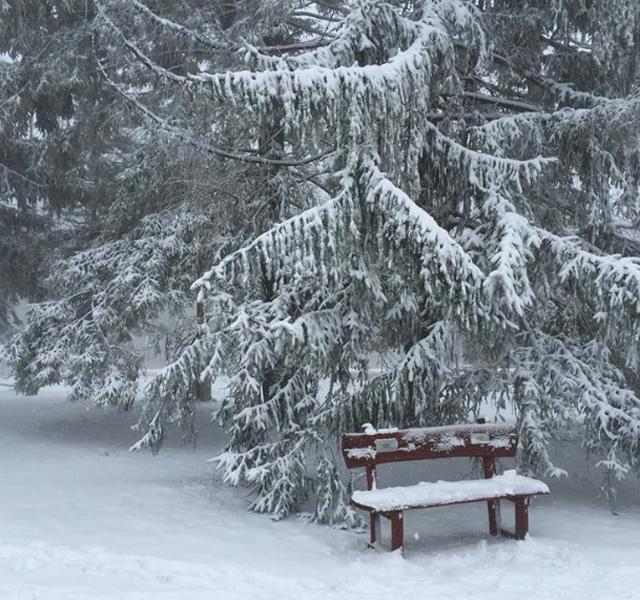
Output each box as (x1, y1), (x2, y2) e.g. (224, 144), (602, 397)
(351, 470), (549, 512)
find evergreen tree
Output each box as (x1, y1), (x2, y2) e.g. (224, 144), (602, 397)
(7, 0), (640, 520)
(2, 0), (248, 401)
(0, 1), (136, 333)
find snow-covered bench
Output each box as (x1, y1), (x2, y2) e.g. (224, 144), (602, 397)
(341, 420), (549, 553)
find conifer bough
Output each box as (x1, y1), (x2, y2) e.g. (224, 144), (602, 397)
(7, 0), (640, 521)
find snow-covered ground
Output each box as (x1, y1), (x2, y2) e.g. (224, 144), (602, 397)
(1, 383), (639, 599)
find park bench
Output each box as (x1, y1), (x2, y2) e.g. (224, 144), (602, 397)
(341, 419), (549, 553)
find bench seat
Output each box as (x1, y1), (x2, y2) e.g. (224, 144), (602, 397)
(352, 470), (549, 512)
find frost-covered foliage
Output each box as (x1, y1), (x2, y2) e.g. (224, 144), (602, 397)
(7, 0), (640, 519)
(0, 1), (102, 333)
(2, 0), (265, 400)
(8, 207), (216, 406)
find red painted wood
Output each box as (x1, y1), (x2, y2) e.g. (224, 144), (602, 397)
(482, 456), (500, 536)
(342, 421), (547, 553)
(365, 465), (376, 490)
(341, 423), (518, 469)
(482, 455), (496, 477)
(369, 512), (380, 546)
(390, 512), (404, 553)
(515, 497), (529, 539)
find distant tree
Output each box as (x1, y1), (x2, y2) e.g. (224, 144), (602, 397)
(7, 0), (640, 520)
(0, 2), (96, 331)
(2, 1), (241, 401)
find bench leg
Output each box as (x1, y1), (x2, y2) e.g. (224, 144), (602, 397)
(514, 497), (529, 540)
(369, 512), (380, 547)
(390, 511), (404, 554)
(482, 457), (501, 536)
(486, 498), (501, 536)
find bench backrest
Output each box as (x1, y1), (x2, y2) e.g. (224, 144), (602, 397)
(341, 422), (517, 470)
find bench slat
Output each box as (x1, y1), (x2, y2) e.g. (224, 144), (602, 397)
(342, 423), (518, 468)
(351, 470), (549, 512)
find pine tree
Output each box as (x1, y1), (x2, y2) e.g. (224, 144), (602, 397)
(2, 0), (252, 402)
(8, 0), (640, 519)
(5, 0), (352, 402)
(0, 1), (140, 339)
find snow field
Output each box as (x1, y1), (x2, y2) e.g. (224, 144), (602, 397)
(1, 385), (639, 599)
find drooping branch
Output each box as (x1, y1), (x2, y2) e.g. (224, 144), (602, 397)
(97, 59), (335, 167)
